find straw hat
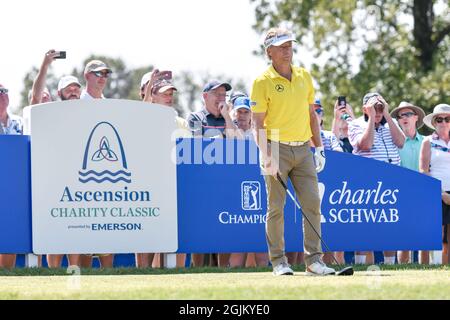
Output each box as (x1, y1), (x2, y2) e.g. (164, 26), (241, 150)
(390, 101), (425, 129)
(423, 104), (450, 129)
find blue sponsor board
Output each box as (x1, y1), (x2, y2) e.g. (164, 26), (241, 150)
(0, 135), (32, 253)
(176, 139), (442, 253)
(0, 137), (443, 254)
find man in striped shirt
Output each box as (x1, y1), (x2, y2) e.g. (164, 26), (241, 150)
(347, 92), (405, 265)
(348, 92), (404, 164)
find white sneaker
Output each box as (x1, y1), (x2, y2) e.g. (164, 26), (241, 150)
(306, 261), (335, 276)
(273, 262), (294, 276)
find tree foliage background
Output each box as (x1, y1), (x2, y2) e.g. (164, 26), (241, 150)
(251, 0), (449, 132)
(17, 1), (448, 132)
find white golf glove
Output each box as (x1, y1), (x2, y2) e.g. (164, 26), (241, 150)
(314, 146), (326, 173)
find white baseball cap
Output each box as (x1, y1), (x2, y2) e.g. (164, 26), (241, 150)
(264, 28), (297, 48)
(58, 75), (81, 91)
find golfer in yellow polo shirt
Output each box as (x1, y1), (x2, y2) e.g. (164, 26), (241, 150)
(251, 27), (335, 276)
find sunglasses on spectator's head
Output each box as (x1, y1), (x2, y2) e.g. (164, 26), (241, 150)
(434, 116), (450, 124)
(398, 112), (416, 119)
(315, 108), (323, 115)
(92, 71), (111, 78)
(0, 88), (8, 95)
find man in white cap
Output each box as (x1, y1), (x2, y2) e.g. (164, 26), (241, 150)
(29, 50), (82, 105)
(81, 60), (112, 99)
(390, 101), (425, 263)
(45, 75), (81, 267)
(251, 27), (335, 276)
(57, 76), (82, 101)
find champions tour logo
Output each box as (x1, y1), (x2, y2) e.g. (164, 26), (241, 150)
(78, 122), (131, 184)
(219, 181), (266, 225)
(241, 181), (261, 211)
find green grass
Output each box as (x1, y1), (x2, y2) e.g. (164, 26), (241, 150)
(0, 264), (448, 299)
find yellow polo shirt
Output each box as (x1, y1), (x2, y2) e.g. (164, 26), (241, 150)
(250, 65), (315, 142)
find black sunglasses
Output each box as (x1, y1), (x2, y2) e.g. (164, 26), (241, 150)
(434, 116), (450, 124)
(398, 112), (416, 119)
(92, 71), (111, 78)
(0, 88), (8, 95)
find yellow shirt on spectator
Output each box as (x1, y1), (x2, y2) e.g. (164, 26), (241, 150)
(251, 65), (315, 142)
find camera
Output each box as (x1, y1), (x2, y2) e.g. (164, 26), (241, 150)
(54, 51), (66, 59)
(337, 96), (346, 109)
(374, 101), (384, 111)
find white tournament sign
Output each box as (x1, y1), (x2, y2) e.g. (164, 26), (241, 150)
(24, 99), (178, 254)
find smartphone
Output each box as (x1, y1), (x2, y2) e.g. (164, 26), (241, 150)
(55, 51), (66, 59)
(338, 96), (346, 109)
(157, 70), (172, 81)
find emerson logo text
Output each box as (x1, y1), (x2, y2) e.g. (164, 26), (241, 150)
(92, 223), (142, 231)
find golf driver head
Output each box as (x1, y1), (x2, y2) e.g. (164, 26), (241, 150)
(336, 266), (354, 276)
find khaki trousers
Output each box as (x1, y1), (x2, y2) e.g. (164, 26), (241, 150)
(264, 142), (323, 267)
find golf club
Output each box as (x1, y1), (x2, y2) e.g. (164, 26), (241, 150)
(276, 173), (354, 276)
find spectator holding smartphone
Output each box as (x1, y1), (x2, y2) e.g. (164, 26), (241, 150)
(29, 49), (60, 105)
(30, 50), (82, 106)
(332, 98), (356, 153)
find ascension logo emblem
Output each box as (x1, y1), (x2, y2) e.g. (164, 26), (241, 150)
(78, 121), (131, 183)
(241, 181), (261, 210)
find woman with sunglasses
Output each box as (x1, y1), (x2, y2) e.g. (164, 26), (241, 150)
(420, 104), (450, 265)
